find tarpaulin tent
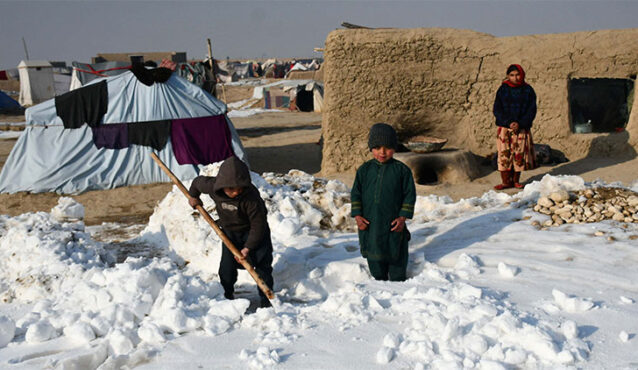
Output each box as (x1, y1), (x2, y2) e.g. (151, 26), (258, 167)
(18, 60), (55, 106)
(0, 90), (21, 113)
(252, 80), (323, 112)
(70, 61), (132, 90)
(0, 70), (246, 194)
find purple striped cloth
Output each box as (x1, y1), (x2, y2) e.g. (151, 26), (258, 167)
(171, 115), (235, 165)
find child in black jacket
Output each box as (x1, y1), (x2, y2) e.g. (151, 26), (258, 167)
(188, 156), (273, 308)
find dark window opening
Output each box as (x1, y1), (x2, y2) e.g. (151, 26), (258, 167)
(568, 78), (634, 133)
(295, 89), (314, 112)
(415, 167), (438, 185)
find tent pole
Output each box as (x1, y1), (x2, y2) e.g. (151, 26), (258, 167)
(22, 37), (29, 60)
(150, 152), (275, 301)
(207, 38), (226, 103)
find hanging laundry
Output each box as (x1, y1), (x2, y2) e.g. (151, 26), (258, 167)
(91, 123), (128, 149)
(171, 115), (234, 165)
(127, 120), (171, 151)
(131, 63), (173, 86)
(55, 80), (108, 129)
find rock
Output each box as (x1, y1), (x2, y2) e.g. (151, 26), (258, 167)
(607, 236), (616, 242)
(543, 220), (553, 227)
(608, 205), (621, 214)
(612, 213), (625, 222)
(594, 231), (605, 236)
(584, 189), (594, 199)
(627, 196), (638, 207)
(531, 220), (541, 227)
(549, 190), (570, 203)
(624, 217), (633, 223)
(537, 196), (554, 208)
(533, 205), (541, 212)
(539, 208), (552, 215)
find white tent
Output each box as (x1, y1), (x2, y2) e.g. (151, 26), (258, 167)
(252, 80), (323, 112)
(18, 60), (56, 106)
(0, 70), (246, 194)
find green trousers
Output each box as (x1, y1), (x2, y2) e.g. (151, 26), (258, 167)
(366, 253), (408, 282)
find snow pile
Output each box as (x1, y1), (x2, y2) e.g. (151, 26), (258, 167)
(0, 208), (250, 366)
(388, 265), (591, 367)
(0, 211), (107, 303)
(143, 165), (355, 283)
(227, 108), (283, 118)
(0, 316), (14, 348)
(1, 172), (637, 368)
(50, 197), (85, 222)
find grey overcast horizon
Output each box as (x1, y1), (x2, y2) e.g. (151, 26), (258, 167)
(0, 0), (637, 70)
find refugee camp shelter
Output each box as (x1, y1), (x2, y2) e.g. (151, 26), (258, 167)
(0, 69), (246, 194)
(93, 52), (187, 64)
(251, 80), (324, 112)
(70, 61), (133, 90)
(320, 28), (638, 174)
(18, 60), (55, 106)
(0, 90), (21, 113)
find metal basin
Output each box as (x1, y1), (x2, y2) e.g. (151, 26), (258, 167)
(403, 135), (448, 153)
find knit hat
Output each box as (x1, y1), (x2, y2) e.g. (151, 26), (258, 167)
(368, 123), (398, 150)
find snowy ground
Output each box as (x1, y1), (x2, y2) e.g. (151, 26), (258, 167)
(227, 108), (285, 118)
(0, 164), (637, 369)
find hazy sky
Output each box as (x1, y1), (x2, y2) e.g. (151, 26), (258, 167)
(1, 0), (637, 70)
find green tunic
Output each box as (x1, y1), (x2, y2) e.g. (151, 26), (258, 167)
(351, 158), (416, 262)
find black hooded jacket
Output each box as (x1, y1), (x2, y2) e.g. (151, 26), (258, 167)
(188, 157), (269, 250)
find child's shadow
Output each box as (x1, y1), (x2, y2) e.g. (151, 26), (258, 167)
(410, 208), (525, 265)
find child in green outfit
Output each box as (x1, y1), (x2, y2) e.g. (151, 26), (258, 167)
(351, 123), (416, 281)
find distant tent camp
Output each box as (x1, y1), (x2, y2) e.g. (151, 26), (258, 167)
(252, 80), (324, 112)
(18, 60), (55, 106)
(0, 69), (246, 194)
(0, 90), (22, 113)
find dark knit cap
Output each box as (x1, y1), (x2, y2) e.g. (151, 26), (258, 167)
(368, 123), (398, 150)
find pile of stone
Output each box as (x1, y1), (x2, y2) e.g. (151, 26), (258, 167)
(532, 187), (638, 227)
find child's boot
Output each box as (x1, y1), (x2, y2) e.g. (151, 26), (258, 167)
(512, 172), (524, 189)
(494, 170), (513, 190)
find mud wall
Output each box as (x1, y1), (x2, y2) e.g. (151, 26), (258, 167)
(321, 28), (638, 174)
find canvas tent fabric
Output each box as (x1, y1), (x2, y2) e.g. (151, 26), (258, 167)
(252, 79), (323, 112)
(0, 71), (246, 194)
(0, 90), (21, 112)
(18, 60), (56, 106)
(70, 61), (132, 90)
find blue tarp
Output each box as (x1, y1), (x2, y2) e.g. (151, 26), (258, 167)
(0, 71), (246, 194)
(0, 90), (21, 111)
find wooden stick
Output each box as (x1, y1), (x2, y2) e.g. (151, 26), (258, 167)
(150, 152), (275, 300)
(207, 38), (214, 71)
(221, 83), (227, 104)
(207, 38), (223, 102)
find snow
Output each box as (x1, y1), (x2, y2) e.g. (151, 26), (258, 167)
(0, 316), (14, 348)
(0, 131), (23, 139)
(227, 108), (284, 118)
(1, 168), (638, 369)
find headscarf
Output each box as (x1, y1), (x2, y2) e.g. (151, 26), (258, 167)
(502, 64), (527, 87)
